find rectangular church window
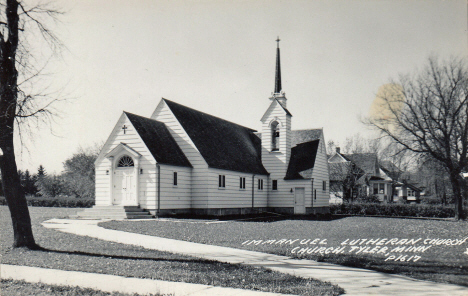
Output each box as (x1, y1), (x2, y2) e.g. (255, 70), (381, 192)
(258, 179), (263, 190)
(240, 177), (246, 189)
(219, 175), (226, 188)
(173, 172), (178, 186)
(272, 180), (278, 190)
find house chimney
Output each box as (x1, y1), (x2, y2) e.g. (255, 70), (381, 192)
(336, 147), (341, 154)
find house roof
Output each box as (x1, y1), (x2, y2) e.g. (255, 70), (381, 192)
(163, 99), (269, 175)
(125, 112), (192, 168)
(285, 140), (319, 180)
(329, 162), (366, 182)
(342, 153), (378, 176)
(379, 160), (401, 180)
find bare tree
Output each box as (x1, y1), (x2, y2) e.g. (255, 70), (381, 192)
(329, 161), (365, 202)
(367, 57), (468, 220)
(0, 0), (62, 248)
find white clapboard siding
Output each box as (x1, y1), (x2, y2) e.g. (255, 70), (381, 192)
(207, 168), (268, 208)
(150, 164), (193, 209)
(95, 113), (157, 207)
(268, 179), (312, 208)
(261, 101), (291, 179)
(151, 100), (210, 208)
(311, 134), (330, 207)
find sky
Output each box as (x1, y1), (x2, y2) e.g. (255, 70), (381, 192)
(15, 0), (468, 174)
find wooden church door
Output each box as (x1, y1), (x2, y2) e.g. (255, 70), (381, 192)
(294, 187), (305, 214)
(113, 168), (135, 205)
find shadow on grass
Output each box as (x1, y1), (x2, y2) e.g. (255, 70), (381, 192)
(33, 246), (221, 265)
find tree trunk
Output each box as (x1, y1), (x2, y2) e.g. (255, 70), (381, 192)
(0, 0), (38, 249)
(0, 138), (38, 248)
(449, 171), (465, 220)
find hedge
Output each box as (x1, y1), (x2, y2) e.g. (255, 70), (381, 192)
(0, 196), (94, 208)
(330, 202), (463, 218)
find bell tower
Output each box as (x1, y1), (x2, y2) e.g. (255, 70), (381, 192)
(261, 37), (292, 180)
(270, 37), (287, 107)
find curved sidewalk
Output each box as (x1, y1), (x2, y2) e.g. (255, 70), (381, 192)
(42, 218), (468, 296)
(1, 264), (290, 296)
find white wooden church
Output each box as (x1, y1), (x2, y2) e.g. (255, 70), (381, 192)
(81, 41), (330, 218)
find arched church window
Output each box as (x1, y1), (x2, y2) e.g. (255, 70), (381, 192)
(271, 121), (280, 151)
(117, 155), (134, 167)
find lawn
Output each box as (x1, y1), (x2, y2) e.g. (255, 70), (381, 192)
(101, 215), (468, 286)
(1, 279), (159, 296)
(0, 206), (343, 296)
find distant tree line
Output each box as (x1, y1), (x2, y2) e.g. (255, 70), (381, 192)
(1, 147), (99, 199)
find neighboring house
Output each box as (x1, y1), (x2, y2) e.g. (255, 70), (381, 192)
(85, 42), (330, 217)
(394, 182), (422, 203)
(328, 148), (414, 202)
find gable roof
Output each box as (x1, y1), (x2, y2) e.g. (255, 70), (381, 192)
(342, 153), (378, 176)
(276, 99), (292, 116)
(291, 129), (323, 147)
(125, 112), (192, 168)
(260, 98), (292, 122)
(163, 99), (268, 175)
(284, 140), (319, 180)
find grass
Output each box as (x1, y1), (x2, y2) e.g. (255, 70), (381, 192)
(0, 206), (344, 296)
(0, 279), (161, 296)
(100, 215), (468, 286)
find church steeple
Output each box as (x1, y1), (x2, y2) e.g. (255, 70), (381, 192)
(270, 37), (287, 107)
(274, 37), (282, 94)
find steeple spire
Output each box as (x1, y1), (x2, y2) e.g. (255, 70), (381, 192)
(274, 37), (282, 94)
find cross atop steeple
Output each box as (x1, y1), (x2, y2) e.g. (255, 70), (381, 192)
(274, 37), (282, 94)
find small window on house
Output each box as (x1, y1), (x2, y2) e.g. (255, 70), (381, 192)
(314, 189), (317, 200)
(173, 172), (178, 186)
(272, 180), (278, 190)
(373, 184), (379, 195)
(271, 121), (280, 151)
(240, 177), (246, 189)
(219, 175), (226, 188)
(379, 183), (385, 194)
(117, 155), (134, 167)
(258, 179), (263, 190)
(322, 181), (326, 191)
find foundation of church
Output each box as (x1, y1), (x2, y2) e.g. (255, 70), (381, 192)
(149, 206), (329, 217)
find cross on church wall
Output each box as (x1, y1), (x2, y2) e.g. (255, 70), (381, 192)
(122, 125), (128, 134)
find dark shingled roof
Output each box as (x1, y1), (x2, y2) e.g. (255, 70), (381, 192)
(255, 129), (323, 146)
(164, 99), (268, 175)
(285, 140), (319, 180)
(291, 129), (322, 146)
(342, 153), (378, 176)
(125, 112), (192, 168)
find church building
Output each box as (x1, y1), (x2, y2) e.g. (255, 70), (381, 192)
(86, 41), (330, 218)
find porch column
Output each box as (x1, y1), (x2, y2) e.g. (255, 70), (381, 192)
(108, 156), (114, 205)
(134, 156), (141, 206)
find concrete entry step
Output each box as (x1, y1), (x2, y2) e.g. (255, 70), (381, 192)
(74, 205), (154, 220)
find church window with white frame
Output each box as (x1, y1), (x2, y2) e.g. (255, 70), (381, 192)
(271, 121), (280, 151)
(239, 177), (246, 189)
(258, 179), (264, 190)
(218, 175), (226, 188)
(117, 155), (134, 167)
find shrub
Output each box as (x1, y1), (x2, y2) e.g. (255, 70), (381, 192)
(0, 196), (94, 208)
(330, 202), (463, 218)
